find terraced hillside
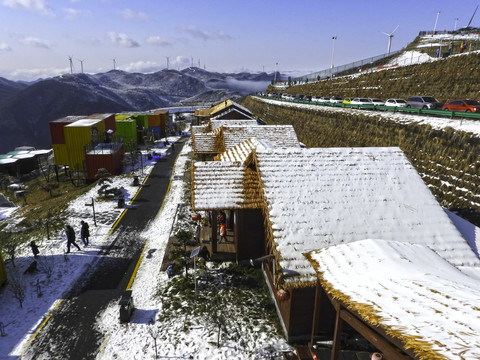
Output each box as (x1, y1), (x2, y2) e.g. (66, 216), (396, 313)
(241, 93), (480, 227)
(268, 50), (480, 103)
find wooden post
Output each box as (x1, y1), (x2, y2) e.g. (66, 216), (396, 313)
(211, 210), (218, 253)
(330, 304), (343, 360)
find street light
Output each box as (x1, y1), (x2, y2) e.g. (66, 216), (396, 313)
(454, 18), (459, 31)
(331, 36), (337, 69)
(433, 11), (441, 35)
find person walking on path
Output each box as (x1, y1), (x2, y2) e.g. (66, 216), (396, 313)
(30, 241), (39, 258)
(65, 224), (81, 253)
(80, 220), (90, 246)
(194, 223), (201, 244)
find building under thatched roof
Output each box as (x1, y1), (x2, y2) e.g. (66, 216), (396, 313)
(191, 124), (299, 156)
(306, 239), (480, 360)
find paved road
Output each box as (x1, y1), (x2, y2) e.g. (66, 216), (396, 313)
(21, 138), (187, 360)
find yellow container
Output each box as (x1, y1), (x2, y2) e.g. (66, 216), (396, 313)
(52, 143), (69, 165)
(64, 119), (105, 170)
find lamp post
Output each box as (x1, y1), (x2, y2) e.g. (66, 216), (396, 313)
(331, 36), (337, 69)
(454, 17), (459, 31)
(85, 198), (97, 226)
(433, 11), (441, 35)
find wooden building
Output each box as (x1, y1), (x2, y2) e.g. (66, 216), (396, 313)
(192, 145), (480, 349)
(85, 143), (124, 180)
(194, 99), (254, 124)
(191, 123), (299, 157)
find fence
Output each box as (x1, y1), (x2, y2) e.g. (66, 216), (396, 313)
(274, 50), (402, 86)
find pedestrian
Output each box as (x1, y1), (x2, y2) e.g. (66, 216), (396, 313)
(80, 220), (90, 246)
(30, 240), (39, 258)
(166, 264), (174, 278)
(219, 223), (227, 243)
(194, 223), (201, 244)
(199, 245), (210, 261)
(65, 224), (81, 253)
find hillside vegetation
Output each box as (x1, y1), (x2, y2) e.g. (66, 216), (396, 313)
(242, 52), (480, 226)
(269, 51), (480, 103)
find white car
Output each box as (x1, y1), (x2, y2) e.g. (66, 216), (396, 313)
(368, 98), (385, 106)
(329, 97), (343, 103)
(350, 98), (372, 107)
(385, 98), (407, 107)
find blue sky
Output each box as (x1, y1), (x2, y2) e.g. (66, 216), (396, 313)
(0, 0), (479, 81)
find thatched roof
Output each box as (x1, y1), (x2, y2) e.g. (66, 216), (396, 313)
(210, 119), (258, 131)
(222, 125), (299, 151)
(253, 147), (480, 289)
(306, 239), (480, 360)
(191, 161), (262, 210)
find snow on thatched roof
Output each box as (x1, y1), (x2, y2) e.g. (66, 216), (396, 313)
(222, 125), (299, 151)
(210, 119), (258, 131)
(191, 161), (262, 210)
(254, 147), (480, 288)
(215, 138), (275, 163)
(209, 99), (253, 118)
(306, 239), (480, 360)
(191, 126), (222, 154)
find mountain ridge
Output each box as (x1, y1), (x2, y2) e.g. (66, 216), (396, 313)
(0, 68), (273, 153)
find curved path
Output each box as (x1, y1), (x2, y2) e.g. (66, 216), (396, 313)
(21, 138), (187, 360)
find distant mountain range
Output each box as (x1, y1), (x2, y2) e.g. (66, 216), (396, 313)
(0, 68), (274, 153)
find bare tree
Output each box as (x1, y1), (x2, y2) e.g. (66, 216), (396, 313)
(37, 254), (55, 279)
(0, 230), (19, 268)
(9, 272), (26, 308)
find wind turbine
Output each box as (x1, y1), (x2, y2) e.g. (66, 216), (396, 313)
(68, 56), (75, 74)
(382, 25), (399, 55)
(112, 59), (117, 70)
(77, 59), (85, 73)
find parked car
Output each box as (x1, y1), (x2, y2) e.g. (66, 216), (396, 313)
(311, 96), (322, 102)
(406, 96), (443, 109)
(343, 97), (353, 104)
(368, 98), (385, 106)
(385, 99), (407, 107)
(442, 100), (480, 112)
(350, 98), (373, 107)
(303, 95), (312, 102)
(330, 97), (343, 103)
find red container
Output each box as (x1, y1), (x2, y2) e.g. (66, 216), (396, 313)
(49, 116), (84, 144)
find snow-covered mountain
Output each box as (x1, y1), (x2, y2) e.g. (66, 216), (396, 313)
(0, 68), (273, 153)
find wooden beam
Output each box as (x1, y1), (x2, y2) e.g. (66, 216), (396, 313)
(310, 281), (322, 343)
(339, 309), (413, 360)
(330, 305), (343, 360)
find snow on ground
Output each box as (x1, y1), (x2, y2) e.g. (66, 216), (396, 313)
(0, 138), (176, 359)
(257, 96), (480, 137)
(0, 135), (290, 360)
(95, 139), (290, 360)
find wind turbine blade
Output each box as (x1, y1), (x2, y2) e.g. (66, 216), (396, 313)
(467, 5), (478, 28)
(381, 32), (390, 36)
(392, 25), (399, 34)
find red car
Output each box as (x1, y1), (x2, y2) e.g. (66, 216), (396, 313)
(442, 100), (480, 112)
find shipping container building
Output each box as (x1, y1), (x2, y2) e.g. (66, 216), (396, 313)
(88, 113), (116, 134)
(49, 115), (85, 145)
(85, 143), (124, 180)
(64, 118), (105, 171)
(115, 118), (137, 152)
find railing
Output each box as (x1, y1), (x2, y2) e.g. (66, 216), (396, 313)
(255, 95), (480, 121)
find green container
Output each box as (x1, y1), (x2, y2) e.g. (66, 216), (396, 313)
(115, 119), (137, 151)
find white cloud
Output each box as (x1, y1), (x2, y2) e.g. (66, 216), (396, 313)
(0, 42), (13, 51)
(146, 36), (171, 47)
(180, 25), (232, 41)
(172, 55), (190, 67)
(9, 66), (68, 80)
(124, 60), (162, 73)
(120, 8), (150, 21)
(2, 0), (54, 16)
(22, 36), (50, 49)
(63, 7), (90, 20)
(108, 32), (139, 48)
